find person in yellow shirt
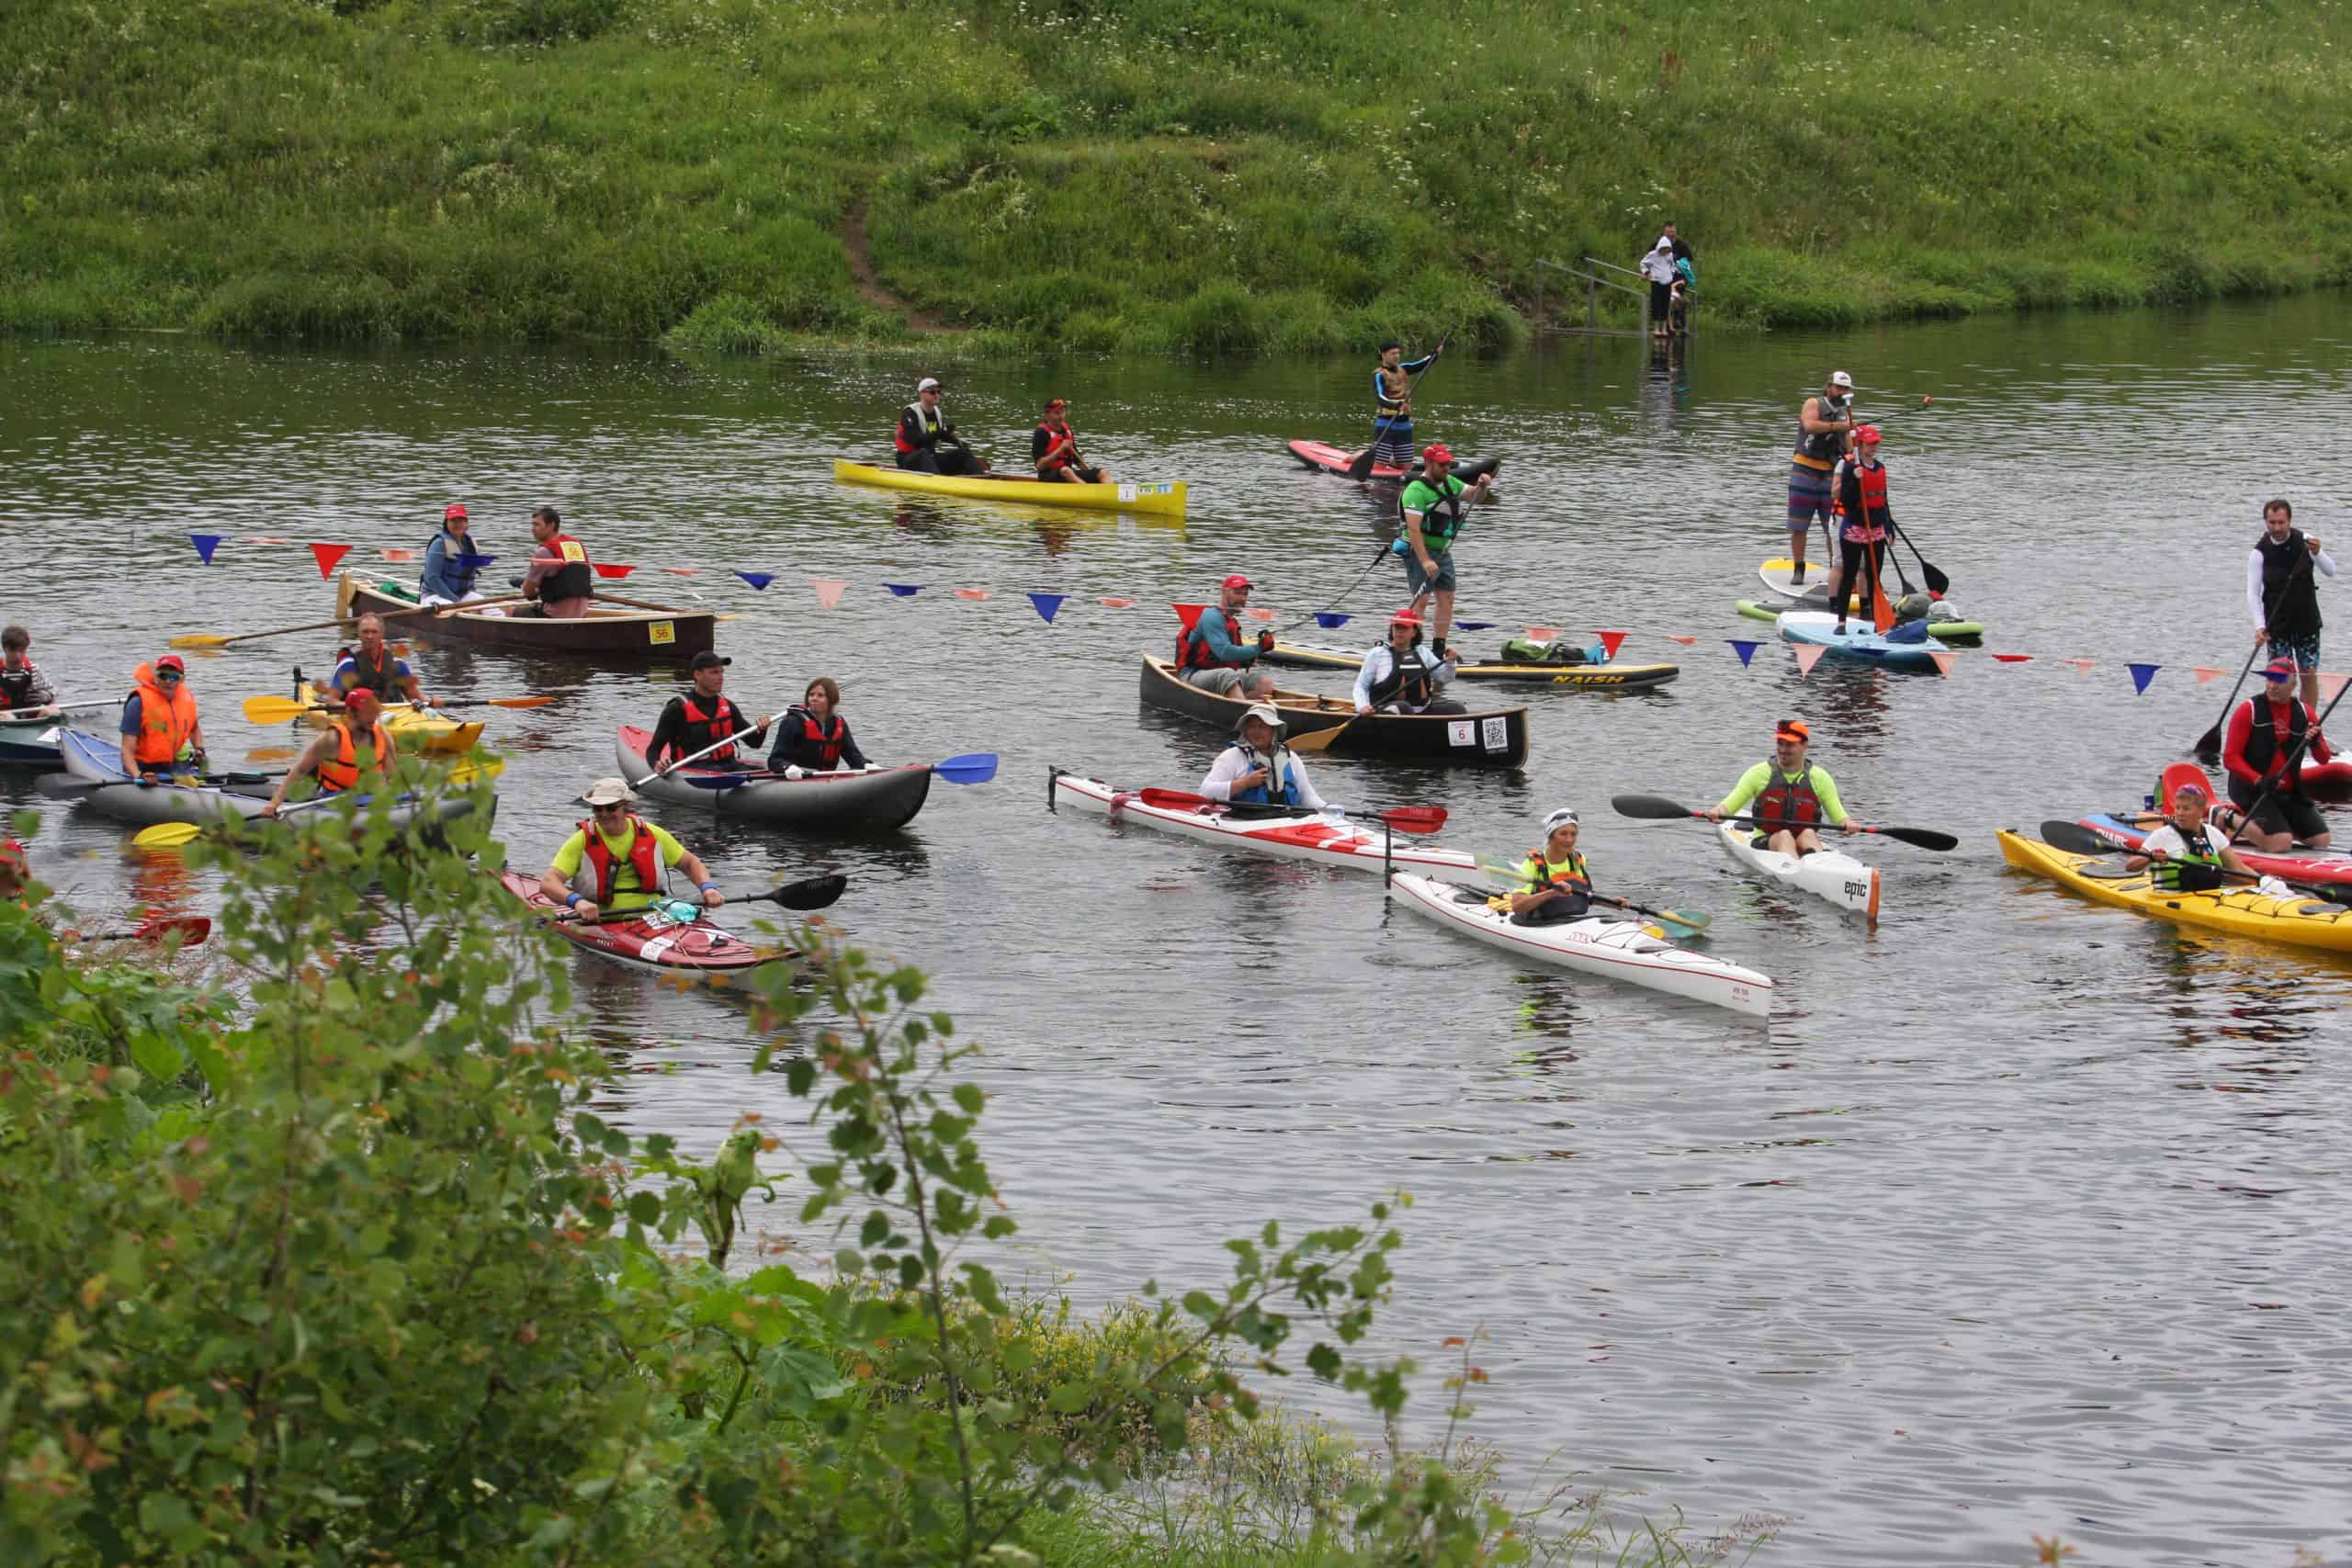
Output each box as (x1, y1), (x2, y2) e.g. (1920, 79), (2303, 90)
(537, 776), (725, 921)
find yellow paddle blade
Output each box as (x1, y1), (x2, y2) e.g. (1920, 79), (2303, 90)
(166, 633), (233, 649)
(242, 694), (311, 724)
(443, 756), (506, 785)
(131, 822), (207, 850)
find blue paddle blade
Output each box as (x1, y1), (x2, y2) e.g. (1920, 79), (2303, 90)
(932, 752), (998, 784)
(680, 773), (753, 790)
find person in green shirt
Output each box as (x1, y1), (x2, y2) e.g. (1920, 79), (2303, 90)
(537, 776), (726, 922)
(1703, 718), (1860, 856)
(1507, 807), (1593, 926)
(1396, 443), (1494, 662)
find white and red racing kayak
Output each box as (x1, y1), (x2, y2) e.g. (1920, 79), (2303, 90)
(1049, 771), (1476, 876)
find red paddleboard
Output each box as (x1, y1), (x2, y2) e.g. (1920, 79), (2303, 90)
(497, 870), (791, 983)
(1285, 440), (1501, 486)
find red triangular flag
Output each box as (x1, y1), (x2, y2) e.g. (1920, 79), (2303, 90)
(1099, 596), (1136, 609)
(1991, 653), (2033, 663)
(1523, 626), (1558, 642)
(310, 542), (351, 580)
(1243, 606), (1276, 622)
(1665, 634), (1700, 647)
(1596, 630), (1627, 659)
(1172, 602), (1205, 633)
(954, 588), (992, 602)
(2318, 671), (2350, 705)
(593, 561), (635, 580)
(2191, 666), (2225, 684)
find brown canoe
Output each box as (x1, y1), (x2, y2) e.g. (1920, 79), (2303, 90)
(336, 573), (716, 660)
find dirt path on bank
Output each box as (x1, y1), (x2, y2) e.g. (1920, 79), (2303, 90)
(843, 198), (962, 334)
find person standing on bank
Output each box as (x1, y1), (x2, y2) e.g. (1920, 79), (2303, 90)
(1353, 608), (1463, 716)
(1639, 239), (1679, 339)
(1787, 372), (1858, 587)
(1398, 444), (1492, 662)
(1367, 339), (1440, 469)
(2247, 497), (2336, 716)
(895, 378), (989, 476)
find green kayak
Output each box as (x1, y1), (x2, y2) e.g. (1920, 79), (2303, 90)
(1735, 599), (1984, 640)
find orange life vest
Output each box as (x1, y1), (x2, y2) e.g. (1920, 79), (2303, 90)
(316, 718), (393, 793)
(127, 663), (199, 768)
(575, 816), (663, 904)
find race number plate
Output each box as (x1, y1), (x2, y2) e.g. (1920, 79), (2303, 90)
(1448, 721), (1474, 747)
(648, 621), (675, 645)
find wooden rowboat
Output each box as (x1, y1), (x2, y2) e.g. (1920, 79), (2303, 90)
(832, 459), (1187, 517)
(1137, 656), (1528, 769)
(337, 574), (716, 660)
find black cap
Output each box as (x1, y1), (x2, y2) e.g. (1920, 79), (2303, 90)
(689, 651), (730, 671)
(1378, 339), (1402, 353)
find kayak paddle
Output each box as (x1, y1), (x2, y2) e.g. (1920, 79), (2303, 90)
(1471, 857), (1709, 941)
(1129, 786), (1446, 835)
(2031, 819), (2345, 904)
(557, 872), (848, 924)
(243, 693), (553, 724)
(1, 700), (123, 720)
(74, 915), (213, 947)
(127, 757), (501, 848)
(169, 593), (530, 649)
(642, 712), (786, 778)
(1610, 793), (1959, 852)
(679, 753), (998, 789)
(2216, 666), (2352, 851)
(1344, 326), (1453, 482)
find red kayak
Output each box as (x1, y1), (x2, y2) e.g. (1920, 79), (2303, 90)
(1285, 439), (1501, 486)
(2075, 815), (2352, 887)
(497, 870), (794, 983)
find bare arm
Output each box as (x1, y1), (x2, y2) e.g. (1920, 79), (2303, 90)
(675, 848), (723, 906)
(262, 734), (334, 816)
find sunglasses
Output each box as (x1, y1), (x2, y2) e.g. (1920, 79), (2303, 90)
(591, 801), (628, 814)
(156, 671), (184, 682)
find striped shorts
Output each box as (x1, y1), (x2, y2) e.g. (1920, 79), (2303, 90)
(1787, 462), (1835, 526)
(1373, 420), (1417, 465)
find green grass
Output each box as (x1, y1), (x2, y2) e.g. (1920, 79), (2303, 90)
(4, 0), (2347, 351)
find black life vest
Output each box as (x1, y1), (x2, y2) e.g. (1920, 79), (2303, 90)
(2256, 528), (2322, 639)
(337, 645), (401, 699)
(1177, 610), (1244, 671)
(1400, 477), (1467, 548)
(2238, 695), (2311, 793)
(538, 535), (594, 602)
(1794, 394), (1849, 466)
(0, 664), (38, 710)
(787, 706), (848, 770)
(2149, 823), (2228, 893)
(1368, 642), (1438, 708)
(677, 694), (746, 763)
(1755, 763), (1826, 829)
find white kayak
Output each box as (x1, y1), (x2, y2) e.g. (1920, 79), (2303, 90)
(1385, 873), (1773, 1018)
(1718, 820), (1880, 919)
(1050, 770), (1477, 876)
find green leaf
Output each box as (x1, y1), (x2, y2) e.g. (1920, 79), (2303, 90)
(952, 1082), (984, 1114)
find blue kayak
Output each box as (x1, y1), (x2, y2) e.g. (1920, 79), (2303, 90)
(1774, 611), (1950, 671)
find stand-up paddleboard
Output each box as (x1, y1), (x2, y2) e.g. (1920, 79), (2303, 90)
(1736, 599), (1984, 639)
(1775, 611), (1951, 672)
(1285, 440), (1501, 487)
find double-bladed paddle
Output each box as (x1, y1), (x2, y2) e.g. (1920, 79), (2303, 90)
(1, 700), (123, 720)
(1127, 785), (1446, 836)
(1610, 793), (1959, 852)
(241, 693), (553, 724)
(680, 753), (999, 789)
(2032, 818), (2345, 904)
(1345, 328), (1454, 482)
(1468, 856), (1710, 941)
(169, 594), (531, 649)
(554, 872), (848, 924)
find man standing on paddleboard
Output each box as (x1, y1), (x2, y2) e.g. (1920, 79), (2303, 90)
(1787, 372), (1857, 586)
(1368, 339), (1439, 470)
(2247, 498), (2335, 717)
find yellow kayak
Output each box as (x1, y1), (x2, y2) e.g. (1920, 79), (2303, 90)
(832, 458), (1187, 517)
(1996, 829), (2352, 953)
(292, 694), (486, 755)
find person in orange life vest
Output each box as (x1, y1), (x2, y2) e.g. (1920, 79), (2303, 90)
(895, 378), (989, 476)
(310, 613), (436, 710)
(515, 505), (595, 619)
(1175, 574), (1277, 699)
(768, 677), (875, 778)
(2220, 657), (2335, 852)
(0, 838), (28, 902)
(1704, 718), (1857, 856)
(1, 625), (58, 718)
(1031, 398), (1111, 484)
(1825, 424), (1892, 632)
(118, 653), (206, 783)
(647, 652), (774, 773)
(538, 776), (723, 922)
(1508, 807), (1593, 926)
(260, 687), (400, 818)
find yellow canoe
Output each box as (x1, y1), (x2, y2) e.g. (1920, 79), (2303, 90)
(291, 693), (486, 756)
(832, 459), (1187, 517)
(1996, 829), (2352, 953)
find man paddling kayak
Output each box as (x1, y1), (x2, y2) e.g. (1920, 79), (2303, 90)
(768, 677), (873, 777)
(895, 377), (989, 476)
(1704, 718), (1858, 855)
(1354, 608), (1463, 716)
(647, 652), (771, 773)
(2247, 498), (2335, 716)
(1, 626), (58, 718)
(1032, 398), (1111, 484)
(312, 613), (438, 710)
(1366, 339), (1440, 469)
(2221, 657), (2335, 852)
(262, 688), (399, 818)
(1787, 372), (1857, 586)
(517, 505), (595, 619)
(119, 653), (206, 783)
(540, 777), (725, 921)
(2122, 781), (2267, 891)
(1176, 574), (1277, 698)
(1398, 444), (1492, 662)
(1508, 807), (1593, 925)
(1202, 702), (1328, 809)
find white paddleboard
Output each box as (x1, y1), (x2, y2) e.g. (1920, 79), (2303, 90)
(1758, 558), (1859, 610)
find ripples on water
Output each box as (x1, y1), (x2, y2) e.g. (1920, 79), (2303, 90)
(6, 299), (2350, 1564)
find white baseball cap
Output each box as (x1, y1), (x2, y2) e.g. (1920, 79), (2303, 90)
(1828, 370), (1855, 389)
(917, 377), (943, 392)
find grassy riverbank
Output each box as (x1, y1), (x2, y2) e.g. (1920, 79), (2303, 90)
(5, 0), (2348, 351)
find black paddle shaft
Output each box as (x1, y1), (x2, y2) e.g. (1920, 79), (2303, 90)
(1347, 327), (1454, 481)
(2221, 672), (2352, 849)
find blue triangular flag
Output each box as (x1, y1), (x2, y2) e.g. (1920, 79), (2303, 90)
(190, 534), (221, 564)
(2127, 661), (2160, 695)
(1027, 592), (1066, 625)
(1727, 639), (1760, 668)
(1315, 612), (1351, 629)
(885, 583), (922, 597)
(456, 552), (498, 570)
(735, 570), (775, 591)
(1455, 620), (1496, 632)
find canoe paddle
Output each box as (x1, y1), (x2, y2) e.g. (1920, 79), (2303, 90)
(1470, 857), (1710, 941)
(2196, 550), (2312, 755)
(681, 753), (999, 790)
(71, 915), (213, 947)
(241, 693), (552, 724)
(556, 872), (849, 924)
(641, 714), (786, 779)
(1130, 786), (1446, 835)
(169, 594), (531, 649)
(1883, 517), (1950, 597)
(1610, 793), (1959, 852)
(1345, 327), (1454, 482)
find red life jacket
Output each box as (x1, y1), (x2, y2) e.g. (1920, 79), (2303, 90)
(677, 694), (744, 762)
(576, 816), (663, 904)
(1834, 459), (1890, 539)
(316, 718), (392, 793)
(1035, 420), (1076, 469)
(1177, 610), (1243, 671)
(894, 401), (944, 456)
(1754, 763), (1824, 829)
(794, 710), (848, 770)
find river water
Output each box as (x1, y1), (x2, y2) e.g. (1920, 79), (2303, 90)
(6, 298), (2351, 1566)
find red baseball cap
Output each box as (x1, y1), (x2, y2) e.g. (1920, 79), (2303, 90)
(343, 687), (382, 714)
(444, 502), (469, 521)
(1420, 443), (1455, 465)
(1044, 397), (1067, 411)
(1389, 607), (1421, 627)
(154, 654), (186, 674)
(1221, 574), (1253, 592)
(2265, 657), (2298, 680)
(1852, 424), (1883, 444)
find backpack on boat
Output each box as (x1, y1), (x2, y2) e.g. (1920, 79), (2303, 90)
(1883, 618), (1930, 645)
(1499, 636), (1596, 667)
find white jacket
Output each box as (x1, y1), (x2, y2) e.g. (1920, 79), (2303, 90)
(1200, 741), (1328, 810)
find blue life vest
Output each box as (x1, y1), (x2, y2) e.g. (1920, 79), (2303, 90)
(1229, 744), (1303, 807)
